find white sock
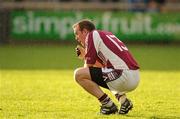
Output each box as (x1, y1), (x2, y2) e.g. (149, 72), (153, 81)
(102, 97), (113, 107)
(120, 94), (127, 104)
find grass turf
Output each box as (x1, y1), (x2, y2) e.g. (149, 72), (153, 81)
(0, 44), (180, 70)
(0, 44), (180, 118)
(0, 70), (180, 119)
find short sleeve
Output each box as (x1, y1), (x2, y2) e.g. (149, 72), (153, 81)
(85, 32), (98, 64)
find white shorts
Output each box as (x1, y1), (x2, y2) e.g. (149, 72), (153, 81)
(106, 69), (140, 95)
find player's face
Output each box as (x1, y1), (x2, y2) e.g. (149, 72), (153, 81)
(74, 25), (87, 46)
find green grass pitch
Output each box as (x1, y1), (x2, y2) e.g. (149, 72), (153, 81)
(0, 44), (180, 118)
(1, 70), (180, 119)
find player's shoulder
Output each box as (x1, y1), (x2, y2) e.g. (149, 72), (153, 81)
(96, 30), (114, 36)
(90, 30), (113, 37)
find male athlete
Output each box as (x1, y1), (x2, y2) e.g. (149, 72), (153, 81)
(73, 19), (140, 115)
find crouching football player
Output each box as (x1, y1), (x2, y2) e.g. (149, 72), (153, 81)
(73, 19), (140, 115)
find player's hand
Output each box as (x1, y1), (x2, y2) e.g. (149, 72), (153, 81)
(75, 45), (85, 60)
(75, 47), (81, 57)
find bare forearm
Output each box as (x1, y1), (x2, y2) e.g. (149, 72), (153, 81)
(84, 61), (103, 68)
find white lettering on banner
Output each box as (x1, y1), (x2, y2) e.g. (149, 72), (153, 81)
(13, 17), (27, 34)
(12, 11), (180, 39)
(102, 12), (152, 34)
(101, 12), (180, 35)
(13, 11), (84, 39)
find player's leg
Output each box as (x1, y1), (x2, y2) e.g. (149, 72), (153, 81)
(115, 93), (133, 114)
(74, 67), (118, 114)
(115, 93), (127, 104)
(107, 69), (140, 114)
(74, 67), (105, 98)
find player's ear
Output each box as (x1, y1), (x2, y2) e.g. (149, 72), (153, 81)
(83, 29), (88, 34)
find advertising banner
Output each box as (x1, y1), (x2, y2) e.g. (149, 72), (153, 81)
(10, 11), (180, 41)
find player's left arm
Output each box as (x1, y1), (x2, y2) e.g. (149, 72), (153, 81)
(75, 45), (85, 60)
(75, 45), (102, 68)
(84, 60), (104, 68)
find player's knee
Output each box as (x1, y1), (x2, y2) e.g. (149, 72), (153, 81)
(74, 67), (90, 83)
(74, 68), (82, 83)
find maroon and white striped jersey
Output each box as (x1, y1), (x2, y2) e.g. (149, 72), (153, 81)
(85, 30), (139, 70)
